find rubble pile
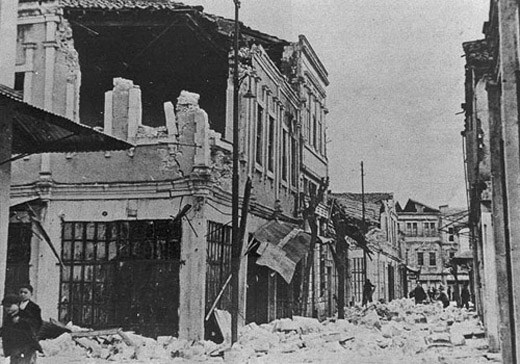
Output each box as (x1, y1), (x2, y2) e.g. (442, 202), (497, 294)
(36, 299), (496, 364)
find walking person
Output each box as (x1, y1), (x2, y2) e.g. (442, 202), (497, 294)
(437, 286), (450, 309)
(362, 279), (375, 306)
(1, 294), (42, 364)
(461, 283), (471, 309)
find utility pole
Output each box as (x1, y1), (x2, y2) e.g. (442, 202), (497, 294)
(361, 162), (367, 281)
(230, 0), (241, 344)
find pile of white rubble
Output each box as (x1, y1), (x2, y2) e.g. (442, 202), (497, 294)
(35, 299), (501, 364)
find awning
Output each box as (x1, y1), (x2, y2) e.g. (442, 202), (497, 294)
(0, 84), (132, 159)
(252, 220), (311, 283)
(451, 250), (473, 264)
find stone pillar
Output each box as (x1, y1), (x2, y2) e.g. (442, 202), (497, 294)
(481, 208), (500, 352)
(104, 78), (142, 141)
(498, 0), (520, 360)
(22, 43), (37, 104)
(176, 91), (210, 169)
(164, 101), (178, 137)
(0, 99), (13, 302)
(178, 196), (207, 340)
(40, 15), (59, 178)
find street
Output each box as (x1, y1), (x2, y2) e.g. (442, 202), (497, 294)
(34, 299), (500, 364)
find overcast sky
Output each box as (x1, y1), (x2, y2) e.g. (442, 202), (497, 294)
(183, 0), (489, 208)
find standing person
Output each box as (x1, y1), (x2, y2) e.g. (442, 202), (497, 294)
(437, 286), (450, 309)
(1, 294), (42, 364)
(412, 283), (427, 305)
(461, 283), (471, 309)
(18, 284), (42, 333)
(362, 279), (375, 306)
(428, 286), (436, 303)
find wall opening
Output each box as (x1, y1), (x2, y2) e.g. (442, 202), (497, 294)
(59, 219), (181, 337)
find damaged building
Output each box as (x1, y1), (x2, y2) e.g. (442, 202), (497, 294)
(330, 192), (404, 305)
(7, 0), (330, 340)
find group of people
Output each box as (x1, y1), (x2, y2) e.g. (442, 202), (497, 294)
(410, 282), (471, 309)
(1, 284), (43, 364)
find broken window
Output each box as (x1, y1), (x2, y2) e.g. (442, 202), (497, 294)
(60, 220), (181, 335)
(205, 221), (232, 313)
(5, 223), (32, 295)
(256, 106), (264, 166)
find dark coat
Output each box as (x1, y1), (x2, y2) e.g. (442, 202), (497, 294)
(19, 300), (42, 332)
(412, 286), (427, 303)
(2, 313), (42, 357)
(461, 287), (470, 302)
(438, 292), (450, 308)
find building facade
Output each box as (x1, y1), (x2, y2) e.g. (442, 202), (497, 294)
(461, 0), (516, 356)
(6, 0), (331, 340)
(331, 192), (403, 305)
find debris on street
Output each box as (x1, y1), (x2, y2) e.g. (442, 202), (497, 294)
(30, 299), (499, 364)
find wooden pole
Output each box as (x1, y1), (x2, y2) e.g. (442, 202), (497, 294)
(361, 162), (367, 281)
(230, 0), (241, 344)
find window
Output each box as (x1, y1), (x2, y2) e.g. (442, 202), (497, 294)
(429, 252), (436, 266)
(406, 223), (412, 236)
(412, 222), (418, 236)
(256, 106), (264, 165)
(60, 220), (181, 330)
(282, 130), (288, 181)
(422, 222), (428, 236)
(417, 252), (424, 266)
(448, 227), (454, 242)
(430, 223), (436, 236)
(318, 118), (323, 154)
(14, 72), (25, 93)
(291, 137), (297, 187)
(206, 221), (232, 312)
(312, 115), (317, 148)
(267, 116), (275, 172)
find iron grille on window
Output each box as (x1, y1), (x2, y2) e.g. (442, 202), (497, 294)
(59, 220), (181, 331)
(352, 257), (365, 303)
(205, 221), (232, 313)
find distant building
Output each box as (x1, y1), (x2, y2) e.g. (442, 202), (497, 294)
(397, 199), (470, 297)
(438, 205), (470, 301)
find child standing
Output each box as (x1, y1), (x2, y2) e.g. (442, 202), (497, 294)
(18, 285), (42, 333)
(1, 294), (42, 364)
